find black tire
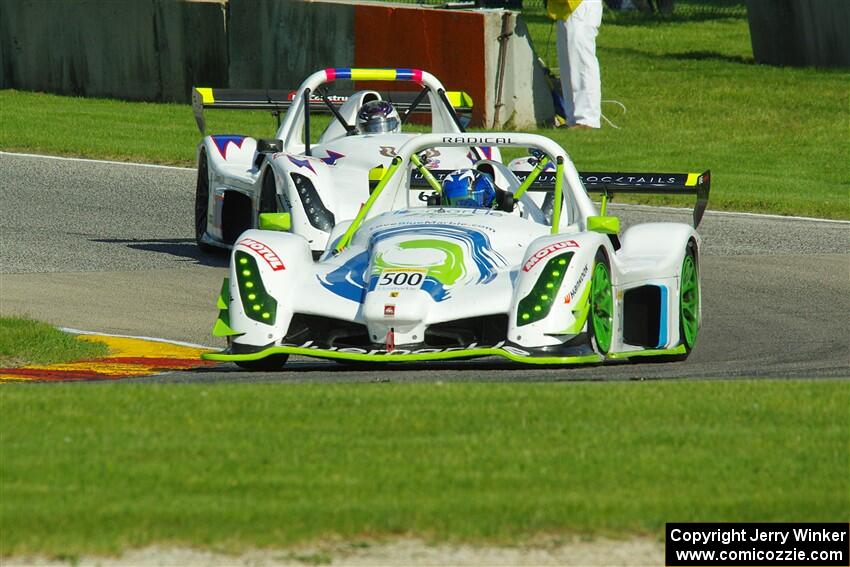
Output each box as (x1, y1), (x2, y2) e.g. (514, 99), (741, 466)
(259, 170), (279, 221)
(588, 249), (614, 356)
(235, 354), (289, 371)
(194, 151), (216, 253)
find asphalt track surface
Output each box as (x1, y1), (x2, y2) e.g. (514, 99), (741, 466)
(1, 152), (848, 383)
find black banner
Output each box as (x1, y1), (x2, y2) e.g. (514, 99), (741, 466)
(666, 523), (849, 566)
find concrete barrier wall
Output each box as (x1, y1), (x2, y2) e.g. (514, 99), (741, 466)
(228, 0), (355, 89)
(1, 0), (553, 125)
(484, 12), (555, 128)
(746, 0), (850, 67)
(0, 0), (228, 100)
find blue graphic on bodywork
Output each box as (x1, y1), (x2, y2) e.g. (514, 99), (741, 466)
(319, 150), (345, 165)
(211, 135), (246, 160)
(317, 224), (506, 303)
(287, 155), (317, 174)
(370, 225), (505, 284)
(318, 250), (369, 302)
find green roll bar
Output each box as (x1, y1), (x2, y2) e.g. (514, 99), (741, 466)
(334, 156), (404, 253)
(512, 155), (550, 200)
(551, 156), (564, 234)
(409, 153), (442, 193)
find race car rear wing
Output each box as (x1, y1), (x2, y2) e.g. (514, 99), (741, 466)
(565, 170), (711, 228)
(192, 87), (474, 135)
(410, 169), (711, 227)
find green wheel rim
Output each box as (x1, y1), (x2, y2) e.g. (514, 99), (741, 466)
(680, 254), (699, 349)
(591, 261), (613, 353)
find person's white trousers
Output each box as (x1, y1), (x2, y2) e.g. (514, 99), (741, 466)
(556, 0), (603, 128)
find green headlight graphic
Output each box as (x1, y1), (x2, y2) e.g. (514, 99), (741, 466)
(517, 253), (573, 326)
(234, 251), (277, 324)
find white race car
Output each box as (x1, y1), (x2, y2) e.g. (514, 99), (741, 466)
(203, 132), (710, 369)
(193, 67), (492, 256)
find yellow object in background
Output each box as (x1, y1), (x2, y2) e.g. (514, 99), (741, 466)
(547, 0), (583, 20)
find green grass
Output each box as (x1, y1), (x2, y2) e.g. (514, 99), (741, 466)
(0, 317), (108, 368)
(1, 10), (848, 218)
(2, 379), (847, 556)
(525, 10), (850, 218)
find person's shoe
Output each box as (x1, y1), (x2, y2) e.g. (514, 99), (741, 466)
(556, 123), (596, 130)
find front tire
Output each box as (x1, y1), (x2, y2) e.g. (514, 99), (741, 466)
(235, 354), (289, 371)
(678, 243), (700, 355)
(589, 249), (614, 356)
(194, 151), (215, 253)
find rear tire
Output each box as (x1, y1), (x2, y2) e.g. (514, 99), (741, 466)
(195, 151), (216, 253)
(235, 354), (288, 371)
(589, 249), (614, 356)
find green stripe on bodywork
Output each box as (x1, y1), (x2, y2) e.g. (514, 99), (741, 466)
(373, 239), (466, 285)
(203, 346), (602, 366)
(606, 344), (687, 359)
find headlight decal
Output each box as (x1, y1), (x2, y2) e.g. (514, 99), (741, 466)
(291, 173), (335, 232)
(235, 251), (278, 324)
(517, 252), (573, 327)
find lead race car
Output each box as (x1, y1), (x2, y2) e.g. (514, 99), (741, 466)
(202, 132), (710, 369)
(193, 67), (489, 256)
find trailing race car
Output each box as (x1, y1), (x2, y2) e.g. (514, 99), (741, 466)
(202, 132), (710, 369)
(193, 67), (491, 255)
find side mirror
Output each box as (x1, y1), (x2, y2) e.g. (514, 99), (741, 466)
(257, 138), (283, 153)
(587, 216), (620, 235)
(259, 212), (291, 232)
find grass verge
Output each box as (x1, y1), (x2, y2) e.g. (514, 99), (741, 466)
(0, 317), (108, 368)
(1, 379), (847, 557)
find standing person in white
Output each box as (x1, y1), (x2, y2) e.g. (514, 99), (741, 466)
(551, 0), (603, 129)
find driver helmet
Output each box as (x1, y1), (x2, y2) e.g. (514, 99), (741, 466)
(356, 100), (401, 134)
(441, 169), (496, 208)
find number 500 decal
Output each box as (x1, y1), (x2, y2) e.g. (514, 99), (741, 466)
(377, 270), (426, 290)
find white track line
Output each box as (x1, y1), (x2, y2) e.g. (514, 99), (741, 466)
(60, 327), (216, 350)
(4, 151), (848, 224)
(609, 203), (850, 225)
(1, 151), (193, 172)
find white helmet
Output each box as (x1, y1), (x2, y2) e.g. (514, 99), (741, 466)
(357, 100), (401, 134)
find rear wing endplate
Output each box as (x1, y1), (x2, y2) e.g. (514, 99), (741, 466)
(192, 87), (473, 135)
(513, 169), (712, 228)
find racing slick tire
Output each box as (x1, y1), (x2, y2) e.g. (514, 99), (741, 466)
(235, 354), (289, 371)
(194, 151), (216, 253)
(589, 249), (614, 356)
